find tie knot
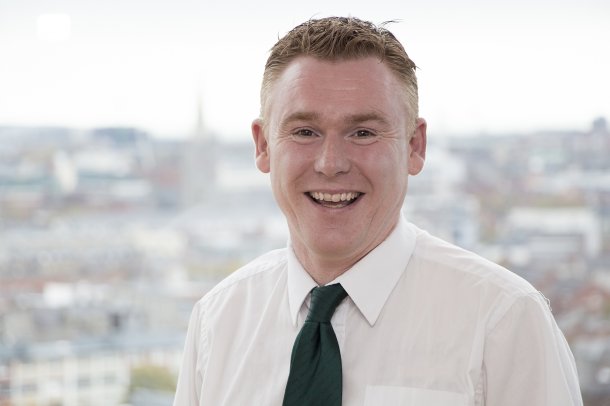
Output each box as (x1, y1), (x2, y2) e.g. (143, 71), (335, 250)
(306, 284), (347, 323)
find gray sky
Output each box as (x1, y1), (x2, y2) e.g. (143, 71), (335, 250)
(0, 0), (608, 139)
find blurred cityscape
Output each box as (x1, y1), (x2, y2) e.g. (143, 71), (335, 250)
(0, 116), (609, 405)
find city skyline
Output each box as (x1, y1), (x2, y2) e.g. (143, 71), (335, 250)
(1, 120), (609, 403)
(0, 0), (609, 139)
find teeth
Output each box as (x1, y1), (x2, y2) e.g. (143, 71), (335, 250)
(309, 192), (360, 202)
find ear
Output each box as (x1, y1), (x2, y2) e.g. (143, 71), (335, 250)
(408, 118), (427, 176)
(252, 118), (271, 173)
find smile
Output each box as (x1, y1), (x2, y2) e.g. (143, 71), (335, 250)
(307, 191), (362, 208)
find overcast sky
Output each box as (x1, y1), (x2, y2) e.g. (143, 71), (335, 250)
(0, 0), (608, 140)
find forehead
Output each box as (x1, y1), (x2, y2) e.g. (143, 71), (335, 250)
(266, 56), (408, 122)
(276, 56), (397, 93)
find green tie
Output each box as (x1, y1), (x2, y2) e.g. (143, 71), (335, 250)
(283, 283), (348, 406)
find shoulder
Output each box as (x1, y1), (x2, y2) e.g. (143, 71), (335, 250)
(183, 248), (288, 364)
(406, 223), (549, 330)
(409, 224), (538, 298)
(193, 248), (288, 315)
(209, 248), (287, 293)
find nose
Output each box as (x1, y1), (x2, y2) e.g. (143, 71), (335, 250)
(314, 135), (351, 177)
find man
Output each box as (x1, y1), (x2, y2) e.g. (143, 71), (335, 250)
(173, 16), (582, 405)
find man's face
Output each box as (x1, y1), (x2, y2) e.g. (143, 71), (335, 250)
(252, 56), (426, 272)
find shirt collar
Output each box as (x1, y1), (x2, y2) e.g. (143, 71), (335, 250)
(287, 247), (318, 326)
(286, 214), (416, 326)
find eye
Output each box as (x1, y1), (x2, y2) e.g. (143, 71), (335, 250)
(354, 129), (374, 137)
(290, 128), (319, 144)
(350, 129), (378, 145)
(293, 128), (315, 137)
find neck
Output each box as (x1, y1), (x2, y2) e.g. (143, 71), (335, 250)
(304, 265), (351, 286)
(292, 248), (365, 286)
(289, 219), (401, 285)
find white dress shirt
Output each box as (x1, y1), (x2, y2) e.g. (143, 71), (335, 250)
(173, 216), (582, 405)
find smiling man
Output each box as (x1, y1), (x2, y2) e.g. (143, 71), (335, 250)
(173, 17), (582, 406)
(252, 55), (425, 286)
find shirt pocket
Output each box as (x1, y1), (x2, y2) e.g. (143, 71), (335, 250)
(364, 385), (468, 406)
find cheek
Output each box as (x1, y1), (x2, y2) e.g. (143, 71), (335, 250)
(269, 149), (305, 193)
(273, 144), (311, 173)
(359, 148), (407, 178)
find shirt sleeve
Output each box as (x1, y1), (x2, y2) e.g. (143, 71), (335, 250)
(484, 292), (583, 406)
(173, 301), (206, 406)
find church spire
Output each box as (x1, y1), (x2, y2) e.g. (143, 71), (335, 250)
(180, 90), (216, 208)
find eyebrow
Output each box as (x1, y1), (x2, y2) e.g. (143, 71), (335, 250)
(281, 111), (390, 127)
(282, 111), (321, 125)
(345, 112), (390, 127)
